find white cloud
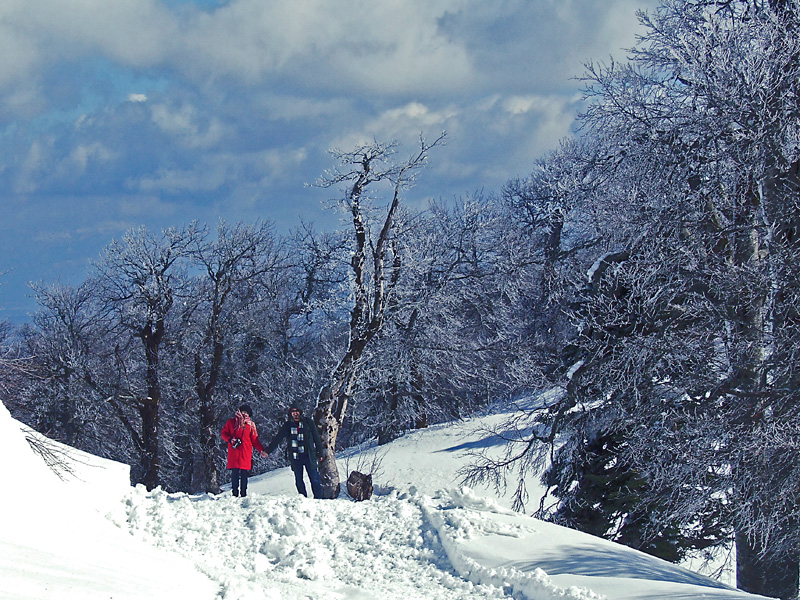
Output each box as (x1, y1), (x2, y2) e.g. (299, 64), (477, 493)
(0, 0), (658, 112)
(0, 0), (661, 319)
(0, 84), (46, 120)
(11, 0), (178, 65)
(115, 196), (178, 220)
(176, 0), (475, 93)
(67, 142), (117, 172)
(0, 24), (39, 88)
(150, 102), (226, 148)
(132, 145), (309, 196)
(504, 96), (538, 116)
(75, 219), (138, 236)
(255, 95), (349, 121)
(0, 0), (474, 96)
(14, 139), (52, 194)
(331, 101), (457, 153)
(33, 230), (73, 244)
(258, 147), (309, 179)
(135, 164), (228, 194)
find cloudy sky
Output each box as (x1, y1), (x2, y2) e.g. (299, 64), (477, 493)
(0, 0), (656, 322)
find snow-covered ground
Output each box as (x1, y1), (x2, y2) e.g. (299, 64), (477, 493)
(0, 400), (771, 600)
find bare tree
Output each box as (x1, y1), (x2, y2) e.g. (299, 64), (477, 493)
(312, 134), (445, 498)
(94, 225), (200, 490)
(182, 220), (284, 493)
(20, 281), (112, 447)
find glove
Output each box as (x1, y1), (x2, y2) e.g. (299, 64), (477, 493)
(230, 438), (242, 449)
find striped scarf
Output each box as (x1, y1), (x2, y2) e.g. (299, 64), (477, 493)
(235, 410), (257, 436)
(289, 419), (306, 460)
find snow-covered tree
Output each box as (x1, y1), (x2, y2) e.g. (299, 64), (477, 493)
(16, 281), (112, 449)
(354, 195), (513, 446)
(178, 220), (286, 493)
(312, 134), (445, 498)
(93, 225), (200, 490)
(467, 1), (800, 597)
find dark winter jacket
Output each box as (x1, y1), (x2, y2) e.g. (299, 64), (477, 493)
(266, 411), (323, 464)
(221, 416), (265, 470)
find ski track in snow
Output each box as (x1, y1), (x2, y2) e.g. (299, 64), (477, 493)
(115, 485), (599, 600)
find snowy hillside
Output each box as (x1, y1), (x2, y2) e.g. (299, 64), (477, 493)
(0, 400), (770, 600)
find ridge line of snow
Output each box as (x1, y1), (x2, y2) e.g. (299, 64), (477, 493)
(415, 489), (605, 600)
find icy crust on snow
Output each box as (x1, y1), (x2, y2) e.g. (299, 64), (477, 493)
(417, 488), (604, 600)
(117, 483), (600, 600)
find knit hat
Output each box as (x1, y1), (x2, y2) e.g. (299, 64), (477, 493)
(239, 404), (254, 417)
(288, 406), (301, 417)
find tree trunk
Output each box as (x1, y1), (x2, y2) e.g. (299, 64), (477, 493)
(314, 351), (361, 498)
(377, 377), (400, 446)
(139, 399), (159, 491)
(411, 364), (427, 430)
(315, 418), (342, 498)
(178, 446), (195, 492)
(314, 383), (344, 498)
(140, 321), (164, 491)
(199, 401), (220, 494)
(195, 341), (223, 494)
(729, 179), (795, 598)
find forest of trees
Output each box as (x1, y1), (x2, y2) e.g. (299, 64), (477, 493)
(461, 1), (800, 599)
(2, 134), (526, 500)
(2, 0), (800, 598)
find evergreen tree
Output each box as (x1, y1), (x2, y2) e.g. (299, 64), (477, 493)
(545, 426), (731, 563)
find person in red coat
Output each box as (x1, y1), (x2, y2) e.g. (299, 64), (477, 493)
(220, 404), (266, 497)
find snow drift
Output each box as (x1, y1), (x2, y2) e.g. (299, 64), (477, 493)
(0, 400), (769, 600)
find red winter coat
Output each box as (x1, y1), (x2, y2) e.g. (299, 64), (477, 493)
(221, 417), (265, 470)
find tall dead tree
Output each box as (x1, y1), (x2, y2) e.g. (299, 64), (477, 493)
(313, 134), (445, 498)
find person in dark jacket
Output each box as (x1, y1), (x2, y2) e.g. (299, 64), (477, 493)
(265, 406), (324, 498)
(220, 404), (266, 497)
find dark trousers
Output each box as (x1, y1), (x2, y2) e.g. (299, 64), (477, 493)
(231, 468), (249, 496)
(291, 455), (322, 498)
